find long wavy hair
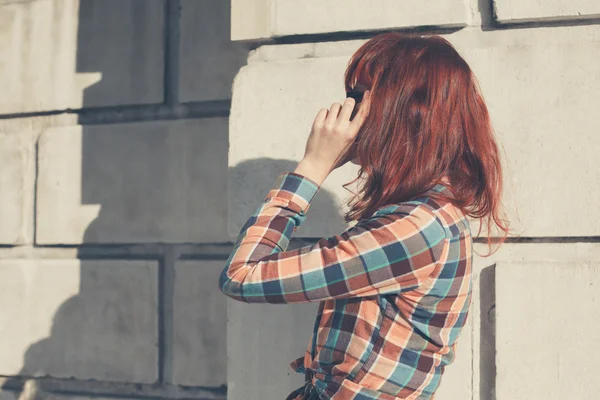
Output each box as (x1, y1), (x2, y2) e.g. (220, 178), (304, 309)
(339, 32), (512, 256)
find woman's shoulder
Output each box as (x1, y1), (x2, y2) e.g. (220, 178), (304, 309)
(371, 187), (470, 239)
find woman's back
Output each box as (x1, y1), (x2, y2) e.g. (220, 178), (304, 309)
(288, 183), (473, 399)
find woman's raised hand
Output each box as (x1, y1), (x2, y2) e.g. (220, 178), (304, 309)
(294, 90), (371, 185)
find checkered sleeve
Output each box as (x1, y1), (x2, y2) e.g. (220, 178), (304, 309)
(219, 171), (448, 303)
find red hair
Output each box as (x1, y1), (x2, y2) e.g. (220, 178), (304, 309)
(339, 32), (512, 256)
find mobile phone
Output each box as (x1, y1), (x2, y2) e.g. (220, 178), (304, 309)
(346, 89), (364, 121)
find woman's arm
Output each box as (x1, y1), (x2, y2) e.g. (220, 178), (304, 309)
(219, 170), (448, 303)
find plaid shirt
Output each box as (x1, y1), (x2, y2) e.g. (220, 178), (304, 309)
(220, 171), (473, 399)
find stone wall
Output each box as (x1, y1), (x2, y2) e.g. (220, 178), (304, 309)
(1, 0), (599, 400)
(0, 0), (248, 399)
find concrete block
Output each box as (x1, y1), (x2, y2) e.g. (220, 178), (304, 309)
(449, 26), (600, 237)
(0, 259), (158, 383)
(496, 262), (600, 399)
(179, 0), (249, 102)
(274, 0), (467, 36)
(231, 0), (467, 40)
(229, 25), (600, 237)
(0, 0), (164, 115)
(36, 118), (229, 244)
(0, 132), (34, 244)
(494, 0), (600, 23)
(470, 242), (600, 400)
(231, 0), (270, 41)
(172, 260), (227, 386)
(227, 299), (319, 400)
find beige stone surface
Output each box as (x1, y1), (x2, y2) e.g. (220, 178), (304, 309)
(471, 242), (600, 400)
(172, 260), (227, 386)
(227, 299), (319, 400)
(496, 261), (600, 399)
(274, 0), (468, 36)
(231, 0), (270, 41)
(231, 0), (467, 39)
(0, 259), (158, 383)
(36, 119), (229, 244)
(0, 115), (80, 135)
(0, 132), (34, 245)
(450, 26), (600, 238)
(494, 0), (600, 23)
(229, 25), (600, 238)
(179, 0), (249, 102)
(0, 0), (164, 114)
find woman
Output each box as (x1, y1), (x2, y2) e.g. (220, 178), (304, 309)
(220, 32), (510, 400)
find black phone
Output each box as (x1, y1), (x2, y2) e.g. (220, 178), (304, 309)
(346, 89), (365, 121)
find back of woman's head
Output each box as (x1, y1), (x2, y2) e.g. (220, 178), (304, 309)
(341, 32), (511, 256)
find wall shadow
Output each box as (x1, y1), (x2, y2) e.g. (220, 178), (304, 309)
(229, 158), (351, 238)
(1, 1), (167, 397)
(1, 0), (350, 398)
(479, 265), (496, 400)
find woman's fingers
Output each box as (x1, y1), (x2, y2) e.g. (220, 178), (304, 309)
(348, 90), (370, 133)
(324, 102), (342, 125)
(338, 97), (356, 122)
(313, 107), (329, 128)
